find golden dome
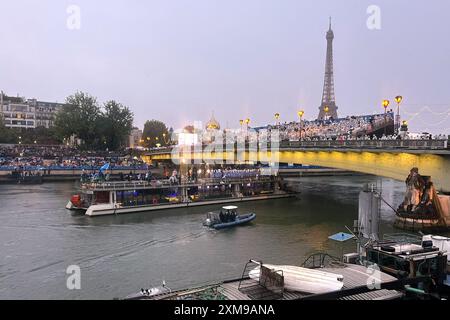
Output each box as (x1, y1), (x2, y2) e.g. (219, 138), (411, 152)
(206, 113), (220, 130)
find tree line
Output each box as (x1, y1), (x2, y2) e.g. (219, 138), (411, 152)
(1, 91), (173, 151)
(54, 91), (134, 150)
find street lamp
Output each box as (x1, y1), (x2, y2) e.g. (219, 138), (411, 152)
(324, 106), (329, 121)
(297, 110), (304, 141)
(162, 133), (169, 144)
(245, 118), (250, 138)
(395, 96), (403, 134)
(382, 99), (390, 136)
(274, 113), (280, 126)
(239, 119), (244, 132)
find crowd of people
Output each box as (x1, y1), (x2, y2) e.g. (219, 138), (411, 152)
(0, 145), (147, 170)
(207, 112), (448, 143)
(257, 113), (398, 141)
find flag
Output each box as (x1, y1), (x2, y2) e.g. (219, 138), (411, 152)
(99, 163), (110, 172)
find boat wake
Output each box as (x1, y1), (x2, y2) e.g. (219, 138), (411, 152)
(76, 230), (208, 270)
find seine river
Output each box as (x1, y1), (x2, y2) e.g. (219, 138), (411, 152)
(0, 175), (419, 299)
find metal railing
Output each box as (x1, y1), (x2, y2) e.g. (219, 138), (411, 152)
(82, 176), (276, 191)
(280, 139), (449, 150)
(145, 139), (450, 155)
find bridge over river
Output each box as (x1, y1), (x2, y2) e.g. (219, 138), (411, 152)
(143, 139), (450, 193)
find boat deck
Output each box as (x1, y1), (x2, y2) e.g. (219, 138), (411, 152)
(81, 177), (278, 192)
(137, 263), (403, 301)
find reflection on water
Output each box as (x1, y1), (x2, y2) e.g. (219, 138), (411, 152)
(0, 175), (427, 299)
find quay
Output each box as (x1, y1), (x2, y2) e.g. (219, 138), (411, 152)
(0, 167), (153, 184)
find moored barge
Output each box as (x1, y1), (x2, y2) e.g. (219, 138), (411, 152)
(66, 176), (294, 216)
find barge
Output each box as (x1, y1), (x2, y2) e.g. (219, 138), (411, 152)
(66, 176), (295, 216)
(123, 256), (406, 301)
(124, 232), (449, 301)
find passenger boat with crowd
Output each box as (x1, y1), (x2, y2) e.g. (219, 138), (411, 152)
(66, 173), (294, 216)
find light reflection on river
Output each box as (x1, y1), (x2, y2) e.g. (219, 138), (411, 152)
(0, 175), (433, 299)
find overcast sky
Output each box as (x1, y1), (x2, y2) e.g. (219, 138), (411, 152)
(1, 0), (449, 133)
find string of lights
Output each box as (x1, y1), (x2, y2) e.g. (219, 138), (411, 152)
(402, 105), (450, 116)
(406, 114), (450, 127)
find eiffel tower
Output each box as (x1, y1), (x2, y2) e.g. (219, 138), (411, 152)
(317, 18), (338, 120)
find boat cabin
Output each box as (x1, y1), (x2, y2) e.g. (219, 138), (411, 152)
(220, 206), (238, 222)
(205, 206), (239, 226)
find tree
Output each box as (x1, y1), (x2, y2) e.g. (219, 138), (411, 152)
(54, 92), (135, 150)
(142, 120), (169, 148)
(100, 100), (134, 150)
(0, 117), (18, 143)
(54, 91), (101, 149)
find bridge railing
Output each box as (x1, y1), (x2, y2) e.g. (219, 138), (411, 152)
(145, 139), (449, 155)
(280, 139), (449, 150)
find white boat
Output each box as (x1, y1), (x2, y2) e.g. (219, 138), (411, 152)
(249, 264), (344, 294)
(66, 177), (293, 216)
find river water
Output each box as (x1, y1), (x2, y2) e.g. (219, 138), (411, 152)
(0, 175), (424, 299)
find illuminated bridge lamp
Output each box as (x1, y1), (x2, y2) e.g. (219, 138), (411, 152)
(382, 100), (390, 135)
(298, 110), (305, 140)
(395, 96), (403, 134)
(274, 113), (280, 125)
(324, 106), (329, 120)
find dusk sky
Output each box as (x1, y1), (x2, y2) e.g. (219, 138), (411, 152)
(1, 0), (449, 133)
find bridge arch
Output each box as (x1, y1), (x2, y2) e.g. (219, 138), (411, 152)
(144, 145), (450, 193)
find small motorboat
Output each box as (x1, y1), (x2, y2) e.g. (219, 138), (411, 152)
(203, 206), (256, 230)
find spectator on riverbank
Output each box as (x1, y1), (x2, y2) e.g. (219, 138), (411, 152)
(0, 145), (147, 171)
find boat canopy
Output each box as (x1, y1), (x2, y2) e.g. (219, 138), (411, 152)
(222, 206), (238, 210)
